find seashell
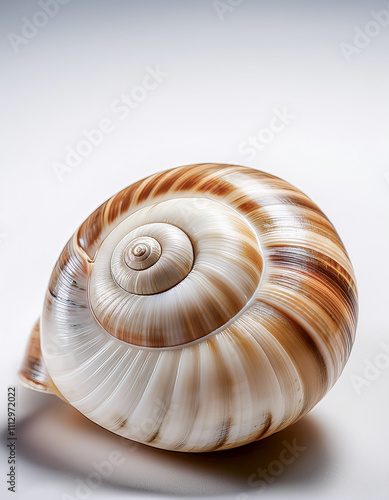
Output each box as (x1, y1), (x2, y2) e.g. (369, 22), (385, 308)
(20, 163), (358, 452)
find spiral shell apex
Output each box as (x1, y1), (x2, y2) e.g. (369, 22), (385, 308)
(20, 163), (358, 452)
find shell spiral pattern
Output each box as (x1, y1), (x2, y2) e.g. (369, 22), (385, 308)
(37, 164), (357, 452)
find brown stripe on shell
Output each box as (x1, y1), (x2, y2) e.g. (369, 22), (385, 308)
(108, 171), (167, 218)
(153, 164), (209, 196)
(254, 413), (273, 441)
(261, 265), (355, 365)
(169, 164), (234, 193)
(133, 171), (168, 205)
(184, 165), (243, 193)
(268, 246), (358, 323)
(203, 177), (235, 198)
(236, 199), (259, 214)
(254, 205), (347, 251)
(253, 300), (329, 413)
(244, 191), (330, 218)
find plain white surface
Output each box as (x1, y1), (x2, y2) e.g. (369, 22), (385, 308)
(1, 0), (389, 499)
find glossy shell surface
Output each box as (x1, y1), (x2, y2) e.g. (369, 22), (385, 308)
(38, 164), (358, 452)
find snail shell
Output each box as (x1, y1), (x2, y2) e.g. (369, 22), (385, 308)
(20, 164), (358, 452)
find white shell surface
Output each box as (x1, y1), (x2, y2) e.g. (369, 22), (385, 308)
(41, 164), (358, 452)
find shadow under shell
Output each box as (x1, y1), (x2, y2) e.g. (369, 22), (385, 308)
(15, 387), (333, 497)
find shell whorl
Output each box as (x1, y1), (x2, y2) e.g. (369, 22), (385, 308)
(89, 198), (263, 347)
(40, 164), (358, 452)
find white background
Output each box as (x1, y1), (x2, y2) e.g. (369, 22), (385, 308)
(1, 0), (389, 499)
